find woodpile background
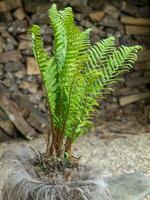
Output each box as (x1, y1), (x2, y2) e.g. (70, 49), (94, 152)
(0, 0), (150, 141)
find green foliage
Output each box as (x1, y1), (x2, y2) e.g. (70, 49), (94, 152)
(29, 4), (142, 144)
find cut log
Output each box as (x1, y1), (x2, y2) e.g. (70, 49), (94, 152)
(135, 61), (150, 71)
(1, 30), (18, 46)
(26, 57), (40, 75)
(12, 93), (50, 134)
(147, 107), (150, 122)
(144, 71), (150, 77)
(125, 26), (150, 36)
(36, 4), (49, 13)
(23, 0), (36, 13)
(0, 0), (21, 11)
(8, 20), (27, 35)
(89, 11), (105, 22)
(8, 0), (22, 10)
(0, 128), (12, 142)
(0, 36), (4, 53)
(0, 1), (11, 12)
(104, 5), (119, 18)
(0, 50), (21, 63)
(19, 81), (38, 93)
(137, 50), (150, 62)
(18, 40), (31, 50)
(126, 77), (150, 87)
(119, 92), (150, 106)
(28, 111), (50, 134)
(121, 16), (150, 26)
(13, 8), (26, 20)
(0, 95), (37, 140)
(121, 2), (138, 16)
(117, 87), (139, 96)
(0, 109), (17, 138)
(99, 16), (122, 30)
(0, 82), (10, 98)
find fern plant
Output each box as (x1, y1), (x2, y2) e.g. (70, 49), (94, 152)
(29, 4), (142, 160)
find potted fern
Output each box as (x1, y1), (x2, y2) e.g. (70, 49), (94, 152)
(1, 4), (141, 200)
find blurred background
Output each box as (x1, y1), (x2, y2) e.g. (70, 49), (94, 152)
(0, 2), (150, 199)
(0, 0), (150, 142)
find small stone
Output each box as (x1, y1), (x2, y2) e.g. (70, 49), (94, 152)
(18, 33), (31, 41)
(1, 31), (18, 46)
(24, 0), (36, 13)
(138, 6), (150, 18)
(0, 64), (3, 79)
(0, 129), (12, 142)
(0, 24), (6, 33)
(106, 28), (116, 37)
(0, 1), (11, 12)
(3, 73), (15, 87)
(89, 11), (105, 22)
(104, 4), (120, 19)
(31, 13), (48, 25)
(4, 38), (15, 51)
(19, 81), (32, 90)
(4, 62), (23, 72)
(121, 1), (138, 17)
(71, 0), (87, 5)
(22, 49), (33, 56)
(0, 50), (22, 63)
(99, 15), (123, 32)
(120, 35), (136, 46)
(69, 0), (87, 10)
(36, 4), (49, 13)
(13, 8), (26, 20)
(88, 0), (105, 10)
(0, 106), (17, 141)
(40, 25), (52, 35)
(28, 94), (41, 104)
(39, 102), (46, 112)
(18, 40), (31, 50)
(80, 20), (95, 28)
(14, 70), (25, 79)
(25, 74), (37, 83)
(9, 0), (22, 10)
(0, 11), (13, 22)
(0, 36), (4, 53)
(75, 13), (84, 21)
(19, 81), (38, 94)
(26, 57), (40, 75)
(28, 85), (38, 94)
(8, 20), (27, 35)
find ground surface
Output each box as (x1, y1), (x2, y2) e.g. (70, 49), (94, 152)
(0, 128), (150, 199)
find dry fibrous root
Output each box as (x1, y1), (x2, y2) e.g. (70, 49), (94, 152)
(0, 146), (111, 200)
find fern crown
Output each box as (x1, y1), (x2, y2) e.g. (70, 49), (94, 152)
(30, 4), (142, 141)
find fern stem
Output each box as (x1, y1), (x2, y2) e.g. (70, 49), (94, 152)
(33, 36), (55, 157)
(62, 73), (77, 136)
(65, 137), (72, 154)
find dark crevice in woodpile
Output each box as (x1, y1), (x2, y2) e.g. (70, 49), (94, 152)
(0, 0), (150, 141)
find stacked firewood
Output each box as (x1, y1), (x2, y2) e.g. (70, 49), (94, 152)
(0, 0), (150, 141)
(0, 82), (50, 142)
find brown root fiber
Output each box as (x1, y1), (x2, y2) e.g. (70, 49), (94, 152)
(0, 146), (111, 200)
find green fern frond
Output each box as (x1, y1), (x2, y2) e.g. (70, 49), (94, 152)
(87, 37), (116, 69)
(97, 45), (142, 92)
(29, 25), (58, 120)
(30, 3), (142, 157)
(48, 4), (67, 73)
